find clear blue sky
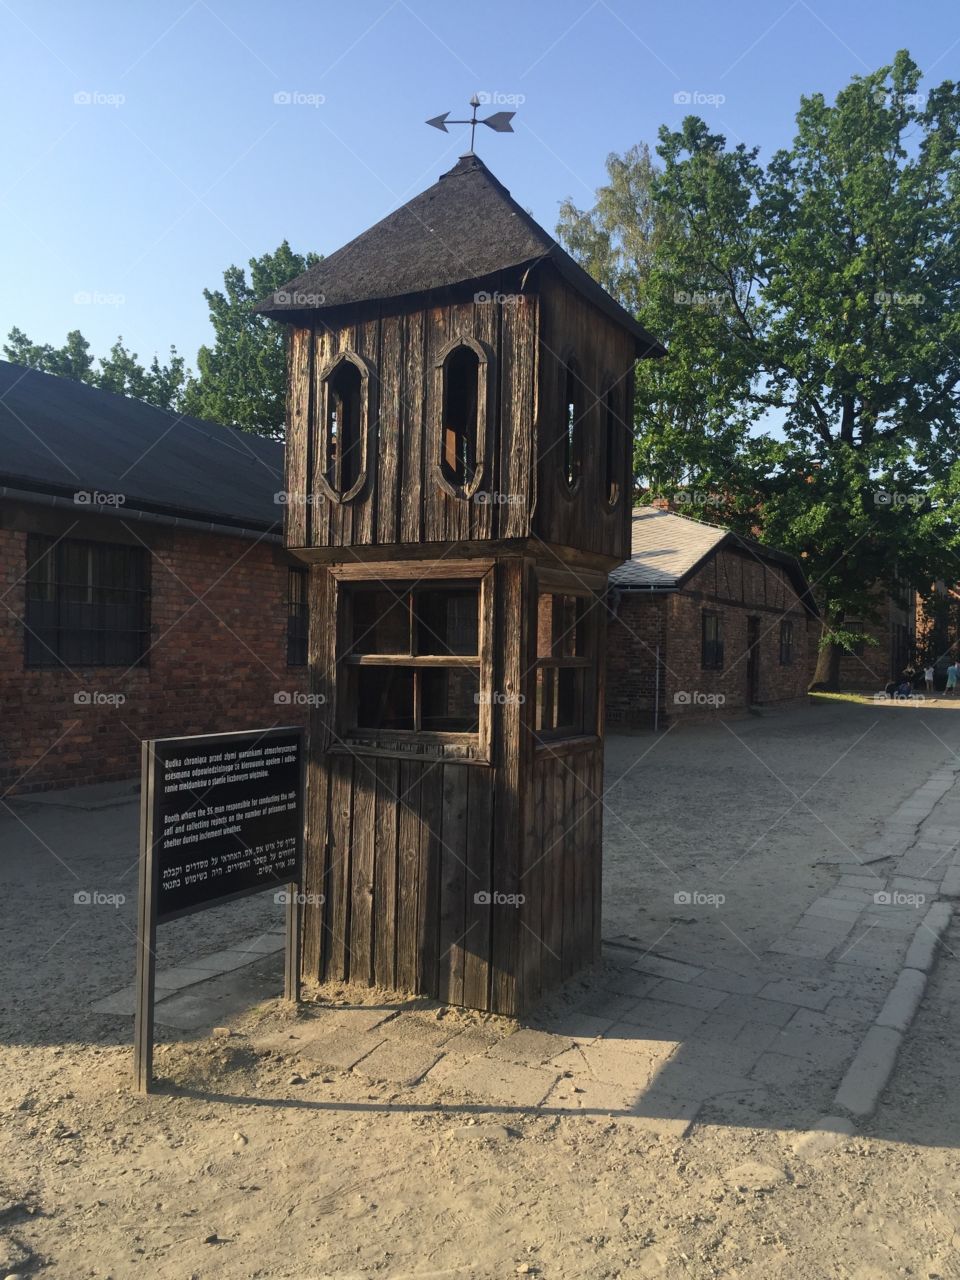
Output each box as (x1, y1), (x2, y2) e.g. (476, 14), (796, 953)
(1, 0), (957, 371)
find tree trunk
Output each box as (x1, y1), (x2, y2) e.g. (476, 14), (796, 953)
(812, 633), (843, 691)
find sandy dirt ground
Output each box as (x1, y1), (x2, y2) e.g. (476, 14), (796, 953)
(3, 700), (960, 1279)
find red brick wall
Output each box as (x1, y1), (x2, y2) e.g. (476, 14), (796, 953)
(606, 547), (817, 726)
(605, 591), (667, 727)
(837, 589), (916, 689)
(1, 505), (308, 795)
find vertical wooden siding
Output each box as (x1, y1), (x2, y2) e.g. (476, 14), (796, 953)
(284, 292), (539, 552)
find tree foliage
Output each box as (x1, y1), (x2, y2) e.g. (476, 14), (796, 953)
(4, 326), (186, 411)
(4, 241), (318, 433)
(559, 51), (960, 684)
(181, 241), (320, 438)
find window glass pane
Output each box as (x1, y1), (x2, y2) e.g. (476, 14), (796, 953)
(326, 361), (363, 493)
(563, 361), (581, 487)
(536, 666), (582, 734)
(355, 667), (415, 730)
(556, 666), (578, 727)
(441, 346), (479, 488)
(26, 537), (56, 601)
(415, 587), (479, 656)
(537, 594), (585, 658)
(287, 568), (308, 666)
(421, 667), (480, 731)
(605, 388), (621, 505)
(351, 588), (410, 654)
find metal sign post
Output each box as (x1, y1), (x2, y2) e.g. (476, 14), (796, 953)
(134, 726), (305, 1094)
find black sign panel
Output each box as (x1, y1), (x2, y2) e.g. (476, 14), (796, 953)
(145, 727), (304, 922)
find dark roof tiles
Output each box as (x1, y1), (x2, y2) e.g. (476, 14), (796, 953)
(256, 154), (664, 355)
(0, 360), (283, 530)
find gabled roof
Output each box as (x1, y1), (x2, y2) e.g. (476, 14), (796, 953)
(610, 507), (819, 616)
(0, 361), (283, 532)
(255, 153), (665, 357)
(611, 508), (727, 588)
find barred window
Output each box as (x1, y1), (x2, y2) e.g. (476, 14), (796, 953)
(287, 567), (308, 667)
(779, 619), (794, 665)
(24, 534), (150, 668)
(701, 611), (723, 670)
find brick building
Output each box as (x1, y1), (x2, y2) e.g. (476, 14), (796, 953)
(0, 361), (307, 796)
(916, 581), (960, 684)
(606, 508), (818, 727)
(835, 578), (917, 690)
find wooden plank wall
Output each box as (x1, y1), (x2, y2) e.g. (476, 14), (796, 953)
(519, 744), (604, 1007)
(284, 289), (539, 552)
(533, 270), (637, 563)
(302, 749), (502, 1008)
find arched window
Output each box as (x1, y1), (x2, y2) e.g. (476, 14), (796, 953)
(326, 360), (363, 495)
(441, 345), (480, 489)
(562, 359), (582, 490)
(318, 352), (369, 502)
(604, 385), (623, 507)
(434, 335), (489, 499)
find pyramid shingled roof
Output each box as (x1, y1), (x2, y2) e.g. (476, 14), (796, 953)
(255, 154), (664, 356)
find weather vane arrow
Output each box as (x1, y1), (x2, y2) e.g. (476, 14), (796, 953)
(426, 94), (515, 152)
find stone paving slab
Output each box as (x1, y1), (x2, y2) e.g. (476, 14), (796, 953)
(488, 1028), (574, 1065)
(437, 1057), (559, 1108)
(296, 1028), (389, 1072)
(353, 1039), (443, 1087)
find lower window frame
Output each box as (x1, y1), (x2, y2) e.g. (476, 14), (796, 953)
(330, 560), (495, 764)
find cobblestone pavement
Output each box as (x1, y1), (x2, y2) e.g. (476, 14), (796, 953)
(88, 745), (960, 1138)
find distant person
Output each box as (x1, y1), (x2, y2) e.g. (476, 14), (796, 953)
(925, 665), (935, 693)
(947, 662), (958, 696)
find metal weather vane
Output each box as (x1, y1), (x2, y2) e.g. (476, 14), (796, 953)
(426, 94), (515, 152)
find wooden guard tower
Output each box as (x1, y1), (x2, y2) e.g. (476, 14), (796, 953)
(258, 153), (664, 1015)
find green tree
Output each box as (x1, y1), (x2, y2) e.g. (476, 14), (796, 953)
(4, 326), (95, 383)
(182, 241), (320, 438)
(4, 327), (186, 411)
(560, 51), (960, 686)
(97, 338), (187, 410)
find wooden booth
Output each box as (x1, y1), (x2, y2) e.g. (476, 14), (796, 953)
(257, 153), (664, 1015)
